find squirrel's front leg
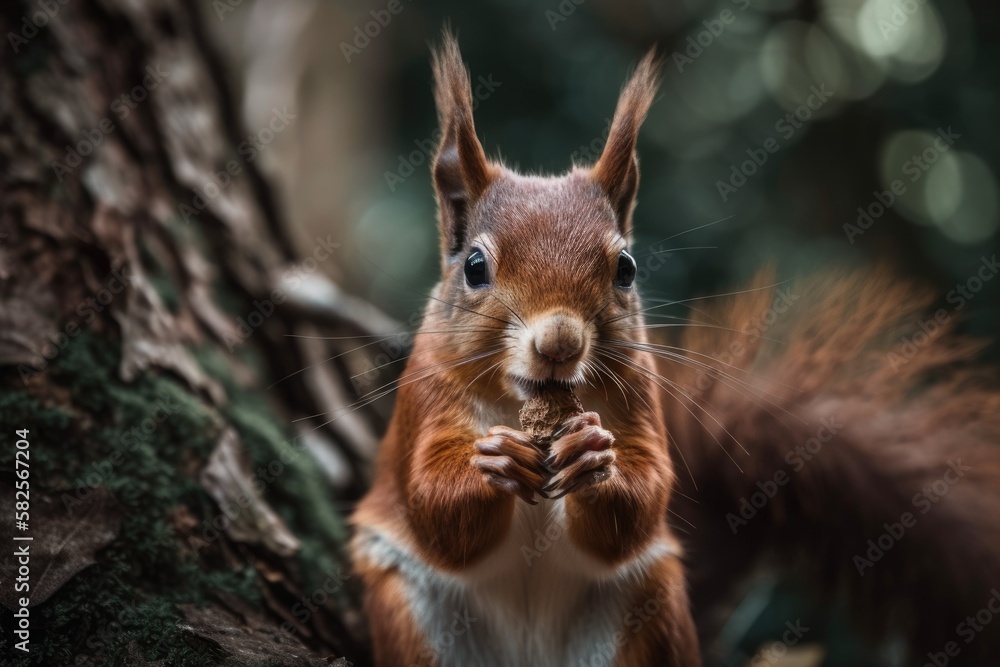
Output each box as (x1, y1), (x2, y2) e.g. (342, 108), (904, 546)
(406, 423), (547, 569)
(544, 412), (671, 564)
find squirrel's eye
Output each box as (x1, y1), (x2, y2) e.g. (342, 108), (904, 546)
(615, 250), (636, 289)
(464, 248), (489, 288)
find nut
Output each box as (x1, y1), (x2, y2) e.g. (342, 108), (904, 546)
(518, 384), (583, 449)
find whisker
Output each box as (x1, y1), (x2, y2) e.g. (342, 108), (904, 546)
(580, 359), (610, 404)
(604, 280), (789, 326)
(606, 339), (804, 396)
(610, 322), (785, 346)
(293, 345), (506, 423)
(593, 352), (699, 490)
(300, 347), (507, 435)
(283, 326), (514, 341)
(350, 335), (513, 382)
(666, 505), (697, 531)
(603, 340), (806, 429)
(587, 298), (614, 322)
(269, 336), (390, 389)
(670, 488), (700, 505)
(618, 301), (726, 327)
(602, 339), (795, 400)
(651, 245), (717, 254)
(596, 348), (747, 473)
(360, 252), (514, 327)
(491, 388), (514, 407)
(592, 356), (631, 412)
(667, 522), (694, 537)
(652, 213), (736, 244)
(271, 326), (513, 389)
(489, 292), (527, 329)
(633, 245), (717, 259)
(464, 358), (507, 394)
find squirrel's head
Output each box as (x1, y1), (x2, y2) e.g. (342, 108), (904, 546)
(427, 32), (660, 398)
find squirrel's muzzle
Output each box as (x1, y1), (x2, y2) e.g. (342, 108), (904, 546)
(532, 312), (586, 365)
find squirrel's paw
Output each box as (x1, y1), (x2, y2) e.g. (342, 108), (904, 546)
(472, 425), (547, 505)
(542, 414), (616, 500)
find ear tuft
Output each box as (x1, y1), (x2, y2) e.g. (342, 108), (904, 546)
(431, 30), (494, 260)
(592, 49), (662, 234)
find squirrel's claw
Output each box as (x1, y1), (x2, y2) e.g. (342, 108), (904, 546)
(472, 429), (548, 505)
(541, 449), (616, 499)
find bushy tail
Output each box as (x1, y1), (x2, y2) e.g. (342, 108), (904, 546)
(659, 266), (1000, 664)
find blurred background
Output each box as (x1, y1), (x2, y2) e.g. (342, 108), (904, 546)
(200, 0), (1000, 664)
(203, 0), (1000, 349)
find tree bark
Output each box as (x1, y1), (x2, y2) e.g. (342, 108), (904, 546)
(0, 1), (388, 664)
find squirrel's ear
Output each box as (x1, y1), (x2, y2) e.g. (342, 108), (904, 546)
(431, 31), (495, 260)
(592, 49), (661, 235)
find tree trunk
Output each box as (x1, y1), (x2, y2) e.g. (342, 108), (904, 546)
(0, 1), (388, 664)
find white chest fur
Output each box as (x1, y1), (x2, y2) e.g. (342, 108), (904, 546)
(358, 498), (645, 667)
(356, 484), (679, 666)
(354, 398), (675, 666)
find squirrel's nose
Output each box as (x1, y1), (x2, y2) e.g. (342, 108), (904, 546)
(533, 313), (585, 363)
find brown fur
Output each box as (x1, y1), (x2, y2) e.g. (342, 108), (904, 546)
(353, 29), (1000, 667)
(351, 30), (698, 666)
(592, 50), (661, 234)
(613, 556), (700, 666)
(663, 267), (1000, 663)
(359, 566), (431, 666)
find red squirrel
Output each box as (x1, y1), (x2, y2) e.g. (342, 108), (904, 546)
(350, 31), (1000, 667)
(350, 34), (697, 666)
